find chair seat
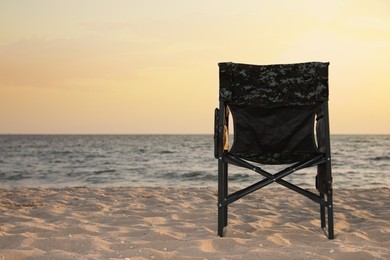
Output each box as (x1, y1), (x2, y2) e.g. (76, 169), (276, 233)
(230, 151), (323, 164)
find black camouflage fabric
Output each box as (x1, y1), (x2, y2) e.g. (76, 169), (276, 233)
(219, 62), (329, 107)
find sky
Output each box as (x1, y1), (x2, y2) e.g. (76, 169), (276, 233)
(0, 0), (389, 134)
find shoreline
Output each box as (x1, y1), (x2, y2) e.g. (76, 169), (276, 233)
(1, 187), (389, 259)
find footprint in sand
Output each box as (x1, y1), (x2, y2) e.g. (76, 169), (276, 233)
(200, 240), (216, 253)
(267, 233), (291, 247)
(144, 217), (166, 225)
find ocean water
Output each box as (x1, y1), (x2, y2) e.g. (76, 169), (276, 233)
(0, 135), (389, 189)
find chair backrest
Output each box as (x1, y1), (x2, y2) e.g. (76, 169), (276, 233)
(219, 62), (329, 164)
(219, 62), (329, 107)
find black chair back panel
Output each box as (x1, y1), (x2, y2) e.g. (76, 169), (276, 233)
(229, 105), (319, 164)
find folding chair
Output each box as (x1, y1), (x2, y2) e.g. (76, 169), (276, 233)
(214, 62), (334, 239)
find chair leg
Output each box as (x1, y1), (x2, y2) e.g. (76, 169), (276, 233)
(218, 204), (227, 236)
(223, 161), (228, 227)
(218, 160), (228, 237)
(218, 207), (225, 236)
(317, 160), (334, 239)
(320, 193), (326, 228)
(327, 193), (334, 239)
(320, 192), (334, 239)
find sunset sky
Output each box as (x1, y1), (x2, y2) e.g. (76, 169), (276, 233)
(1, 0), (389, 134)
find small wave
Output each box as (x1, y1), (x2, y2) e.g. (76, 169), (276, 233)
(228, 173), (251, 181)
(370, 156), (390, 161)
(52, 150), (72, 155)
(183, 172), (203, 178)
(0, 173), (31, 181)
(85, 177), (110, 184)
(94, 169), (116, 175)
(159, 150), (175, 154)
(182, 172), (217, 181)
(157, 171), (214, 181)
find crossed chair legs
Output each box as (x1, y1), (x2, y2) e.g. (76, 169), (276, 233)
(217, 153), (334, 239)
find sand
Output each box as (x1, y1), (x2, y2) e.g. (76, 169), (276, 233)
(0, 187), (389, 259)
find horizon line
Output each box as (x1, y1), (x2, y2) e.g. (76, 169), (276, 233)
(1, 133), (389, 136)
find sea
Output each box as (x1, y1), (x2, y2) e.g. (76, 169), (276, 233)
(0, 135), (389, 189)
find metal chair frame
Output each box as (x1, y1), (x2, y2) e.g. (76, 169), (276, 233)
(214, 62), (334, 239)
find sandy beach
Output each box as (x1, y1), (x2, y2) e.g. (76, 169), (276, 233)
(0, 187), (389, 259)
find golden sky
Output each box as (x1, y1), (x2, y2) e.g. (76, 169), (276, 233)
(0, 0), (389, 134)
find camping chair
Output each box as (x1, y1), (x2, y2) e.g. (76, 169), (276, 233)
(214, 62), (334, 239)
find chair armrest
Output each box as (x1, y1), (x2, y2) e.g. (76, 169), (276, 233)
(214, 108), (220, 158)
